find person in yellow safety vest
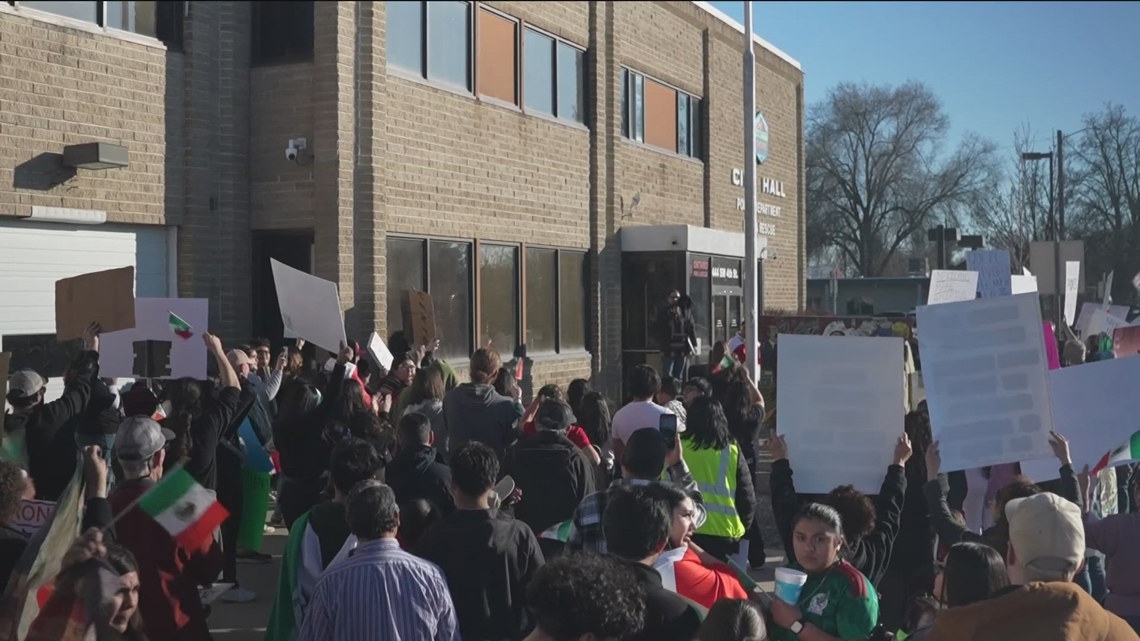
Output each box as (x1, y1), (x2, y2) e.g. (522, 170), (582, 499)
(681, 396), (756, 563)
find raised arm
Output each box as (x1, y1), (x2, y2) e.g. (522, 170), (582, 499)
(204, 333), (240, 391)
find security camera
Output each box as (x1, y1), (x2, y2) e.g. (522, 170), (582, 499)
(286, 137), (307, 163)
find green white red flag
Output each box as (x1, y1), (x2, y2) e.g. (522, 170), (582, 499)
(1092, 431), (1140, 476)
(138, 469), (228, 550)
(169, 312), (193, 340)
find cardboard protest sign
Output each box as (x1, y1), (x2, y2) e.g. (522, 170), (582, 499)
(54, 266), (135, 340)
(1064, 261), (1080, 326)
(777, 335), (904, 494)
(270, 260), (347, 355)
(966, 249), (1012, 298)
(402, 290), (437, 348)
(11, 500), (56, 538)
(927, 270), (978, 305)
(99, 299), (209, 380)
(916, 294), (1055, 472)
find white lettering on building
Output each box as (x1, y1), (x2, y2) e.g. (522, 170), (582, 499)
(758, 222), (776, 237)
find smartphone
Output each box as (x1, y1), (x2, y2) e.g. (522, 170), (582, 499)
(659, 413), (679, 448)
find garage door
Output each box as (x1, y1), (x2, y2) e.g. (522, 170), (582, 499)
(0, 220), (170, 401)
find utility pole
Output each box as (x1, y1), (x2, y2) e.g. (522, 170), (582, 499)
(743, 0), (759, 383)
(1055, 129), (1065, 330)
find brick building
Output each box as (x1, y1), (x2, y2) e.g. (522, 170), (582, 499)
(0, 0), (803, 398)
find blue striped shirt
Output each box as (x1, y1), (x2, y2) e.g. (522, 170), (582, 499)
(298, 538), (459, 641)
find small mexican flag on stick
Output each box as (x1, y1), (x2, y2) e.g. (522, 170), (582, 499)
(170, 312), (194, 340)
(711, 353), (736, 375)
(539, 519), (574, 543)
(138, 468), (228, 549)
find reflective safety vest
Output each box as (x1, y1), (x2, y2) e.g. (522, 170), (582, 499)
(683, 438), (745, 540)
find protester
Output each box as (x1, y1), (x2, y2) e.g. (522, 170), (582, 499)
(396, 498), (443, 553)
(298, 480), (459, 641)
(647, 482), (750, 609)
(385, 412), (454, 516)
(576, 391), (614, 483)
(109, 416), (222, 641)
(682, 396), (755, 562)
(0, 460), (32, 588)
(937, 541), (1010, 607)
(271, 378), (327, 528)
(925, 492), (1138, 640)
(376, 354), (417, 403)
(401, 367), (449, 458)
(568, 425), (704, 554)
(250, 337), (285, 403)
(418, 441), (545, 641)
(611, 364), (674, 465)
(769, 432), (910, 586)
(266, 438), (384, 641)
(682, 377), (712, 408)
(655, 376), (688, 428)
(519, 384), (601, 466)
(502, 398), (596, 557)
(657, 290), (696, 380)
(520, 553), (647, 641)
(698, 598), (769, 641)
(444, 348), (523, 459)
(712, 364), (767, 566)
(6, 323), (99, 500)
(566, 378), (592, 417)
(768, 503), (879, 641)
(1082, 470), (1140, 630)
(603, 484), (703, 641)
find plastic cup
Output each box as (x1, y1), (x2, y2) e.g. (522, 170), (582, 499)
(774, 567), (808, 604)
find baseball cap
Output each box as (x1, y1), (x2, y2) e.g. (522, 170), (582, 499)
(1006, 492), (1085, 574)
(534, 399), (576, 432)
(115, 417), (175, 464)
(7, 370), (46, 399)
(227, 349), (254, 368)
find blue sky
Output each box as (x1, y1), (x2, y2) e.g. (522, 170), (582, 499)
(710, 1), (1140, 157)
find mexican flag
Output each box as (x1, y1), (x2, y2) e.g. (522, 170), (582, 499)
(539, 519), (574, 543)
(711, 354), (735, 375)
(169, 312), (194, 340)
(139, 469), (229, 549)
(1092, 431), (1140, 476)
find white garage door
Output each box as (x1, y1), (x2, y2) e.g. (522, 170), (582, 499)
(0, 221), (171, 401)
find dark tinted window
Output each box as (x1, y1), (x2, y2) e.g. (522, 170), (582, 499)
(252, 1), (314, 65)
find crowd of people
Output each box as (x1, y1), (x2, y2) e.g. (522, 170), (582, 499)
(2, 313), (1139, 641)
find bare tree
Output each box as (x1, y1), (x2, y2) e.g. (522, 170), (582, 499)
(806, 81), (999, 276)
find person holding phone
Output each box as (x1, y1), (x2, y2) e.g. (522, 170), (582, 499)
(680, 396), (756, 562)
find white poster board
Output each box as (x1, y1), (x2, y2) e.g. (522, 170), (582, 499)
(12, 499), (56, 537)
(1064, 261), (1080, 327)
(1022, 356), (1140, 482)
(927, 270), (978, 305)
(966, 249), (1012, 298)
(1011, 275), (1038, 295)
(1075, 303), (1130, 337)
(1103, 271), (1115, 308)
(1087, 309), (1131, 338)
(916, 294), (1055, 472)
(99, 299), (210, 380)
(270, 259), (347, 355)
(367, 332), (394, 371)
(776, 334), (904, 494)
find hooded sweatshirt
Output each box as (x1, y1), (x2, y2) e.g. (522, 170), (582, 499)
(443, 383), (522, 459)
(385, 445), (454, 515)
(925, 582), (1140, 641)
(501, 430), (596, 537)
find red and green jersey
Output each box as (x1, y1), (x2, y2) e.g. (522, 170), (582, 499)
(772, 560), (878, 641)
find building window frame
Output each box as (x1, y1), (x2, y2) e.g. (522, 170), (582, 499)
(478, 242), (521, 355)
(251, 0), (314, 66)
(387, 0), (474, 94)
(6, 0), (185, 49)
(385, 234), (474, 361)
(621, 66), (703, 160)
(475, 3), (520, 107)
(520, 23), (586, 124)
(522, 245), (589, 355)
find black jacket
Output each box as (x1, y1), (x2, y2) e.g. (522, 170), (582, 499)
(71, 377), (122, 437)
(386, 445), (454, 515)
(418, 509), (544, 641)
(444, 384), (522, 460)
(771, 459), (906, 587)
(6, 350), (97, 501)
(620, 559), (703, 641)
(501, 431), (595, 536)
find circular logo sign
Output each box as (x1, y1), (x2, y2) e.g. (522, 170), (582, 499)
(754, 112), (770, 165)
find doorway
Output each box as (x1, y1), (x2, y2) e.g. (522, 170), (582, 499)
(712, 294), (743, 346)
(251, 231), (314, 350)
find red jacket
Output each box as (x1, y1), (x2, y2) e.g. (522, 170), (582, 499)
(108, 478), (223, 641)
(653, 546), (750, 609)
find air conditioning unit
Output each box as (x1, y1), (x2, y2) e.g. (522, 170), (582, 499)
(907, 258), (928, 277)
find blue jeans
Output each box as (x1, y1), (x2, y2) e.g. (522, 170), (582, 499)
(1087, 554), (1107, 603)
(1074, 564), (1092, 595)
(662, 351), (687, 380)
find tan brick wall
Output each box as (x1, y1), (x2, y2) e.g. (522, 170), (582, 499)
(0, 7), (168, 223)
(250, 63), (315, 231)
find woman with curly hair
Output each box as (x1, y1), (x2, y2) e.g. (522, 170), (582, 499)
(522, 553), (647, 641)
(0, 461), (32, 588)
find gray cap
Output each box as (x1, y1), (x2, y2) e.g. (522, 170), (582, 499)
(115, 416), (175, 464)
(7, 370), (46, 399)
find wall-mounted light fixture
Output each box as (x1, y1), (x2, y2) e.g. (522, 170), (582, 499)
(62, 142), (129, 170)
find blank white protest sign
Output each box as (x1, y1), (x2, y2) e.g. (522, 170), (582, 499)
(916, 294), (1056, 472)
(1022, 356), (1140, 482)
(99, 298), (210, 380)
(270, 259), (347, 355)
(776, 334), (904, 494)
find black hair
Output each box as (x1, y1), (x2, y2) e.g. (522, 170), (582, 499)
(534, 398), (574, 433)
(622, 428), (667, 480)
(643, 482), (688, 512)
(677, 295), (693, 311)
(659, 375), (681, 400)
(449, 441), (499, 498)
(684, 377), (712, 398)
(943, 542), (1009, 607)
(163, 377), (203, 467)
(629, 364), (661, 400)
(398, 412), (432, 447)
(604, 485), (670, 561)
(567, 379), (592, 415)
(698, 599), (767, 641)
(526, 553), (646, 641)
(492, 367), (518, 398)
(0, 462), (25, 525)
(684, 396), (732, 451)
(329, 438), (384, 495)
(822, 485), (876, 542)
(387, 331), (412, 364)
(536, 384), (565, 402)
(251, 338), (271, 350)
(793, 503), (845, 542)
(276, 378), (321, 419)
(346, 481), (400, 540)
(576, 391), (612, 449)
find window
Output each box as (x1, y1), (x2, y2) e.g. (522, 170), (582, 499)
(16, 1), (183, 45)
(558, 251), (587, 351)
(480, 245), (519, 354)
(621, 67), (701, 158)
(252, 1), (314, 65)
(385, 237), (472, 361)
(522, 27), (585, 123)
(526, 248), (557, 353)
(476, 8), (517, 104)
(386, 0), (423, 73)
